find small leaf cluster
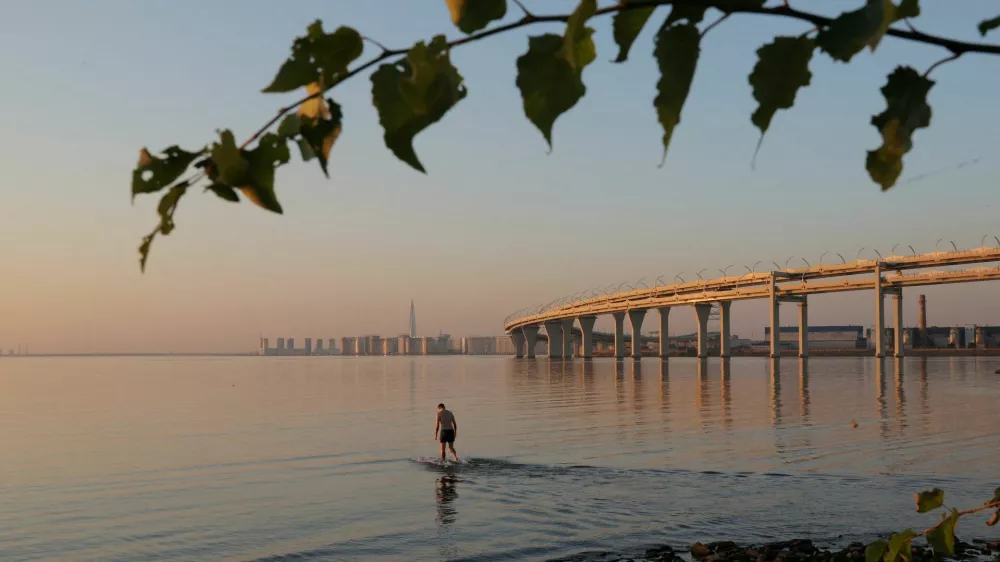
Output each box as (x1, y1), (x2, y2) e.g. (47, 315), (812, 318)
(864, 488), (1000, 562)
(131, 1), (1000, 271)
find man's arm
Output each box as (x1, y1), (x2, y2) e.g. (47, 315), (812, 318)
(452, 417), (457, 437)
(434, 414), (440, 439)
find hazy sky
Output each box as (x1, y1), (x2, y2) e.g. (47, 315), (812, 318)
(1, 1), (999, 353)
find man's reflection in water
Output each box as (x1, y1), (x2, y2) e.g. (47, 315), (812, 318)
(435, 474), (459, 527)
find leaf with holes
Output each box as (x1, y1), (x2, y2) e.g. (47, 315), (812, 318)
(277, 114), (302, 139)
(262, 21), (363, 93)
(653, 22), (700, 163)
(915, 488), (944, 513)
(926, 509), (959, 556)
(371, 35), (467, 172)
(866, 66), (933, 190)
(132, 146), (203, 200)
(980, 15), (1000, 36)
(817, 0), (895, 62)
(612, 1), (654, 63)
(866, 541), (889, 562)
(445, 0), (507, 34)
(749, 36), (815, 141)
(238, 133), (289, 214)
(139, 181), (190, 271)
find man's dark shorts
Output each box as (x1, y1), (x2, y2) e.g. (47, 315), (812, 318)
(440, 429), (456, 444)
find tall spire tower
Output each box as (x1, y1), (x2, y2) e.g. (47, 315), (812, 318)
(409, 300), (417, 338)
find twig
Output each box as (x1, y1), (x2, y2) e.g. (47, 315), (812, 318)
(909, 501), (999, 540)
(362, 35), (391, 53)
(924, 52), (962, 77)
(511, 0), (535, 19)
(232, 0), (1000, 153)
(701, 13), (730, 37)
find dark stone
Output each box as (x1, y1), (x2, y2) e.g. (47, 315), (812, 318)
(692, 543), (713, 559)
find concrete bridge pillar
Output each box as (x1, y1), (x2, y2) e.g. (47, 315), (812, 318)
(719, 301), (732, 358)
(628, 309), (646, 360)
(578, 316), (596, 359)
(893, 291), (904, 358)
(693, 303), (712, 359)
(612, 311), (626, 359)
(798, 297), (809, 358)
(544, 321), (563, 359)
(874, 264), (886, 358)
(522, 326), (539, 359)
(657, 307), (670, 358)
(561, 318), (575, 359)
(512, 330), (526, 359)
(769, 272), (781, 359)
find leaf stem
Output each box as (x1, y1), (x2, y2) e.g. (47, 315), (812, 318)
(923, 52), (962, 77)
(511, 0), (535, 19)
(909, 501), (999, 542)
(701, 13), (730, 37)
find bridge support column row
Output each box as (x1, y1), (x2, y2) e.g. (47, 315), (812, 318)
(512, 330), (526, 358)
(798, 297), (808, 358)
(561, 318), (575, 359)
(612, 311), (625, 359)
(544, 321), (563, 359)
(874, 264), (885, 358)
(893, 292), (904, 358)
(769, 272), (781, 358)
(522, 326), (539, 359)
(628, 309), (646, 360)
(719, 302), (732, 358)
(694, 303), (711, 359)
(658, 307), (670, 358)
(579, 316), (596, 359)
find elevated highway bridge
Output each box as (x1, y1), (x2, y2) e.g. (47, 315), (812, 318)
(503, 247), (1000, 360)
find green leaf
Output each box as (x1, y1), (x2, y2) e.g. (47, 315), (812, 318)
(749, 36), (815, 140)
(239, 133), (289, 214)
(445, 0), (506, 34)
(990, 487), (1000, 504)
(664, 5), (707, 26)
(817, 0), (895, 62)
(155, 182), (189, 236)
(299, 99), (343, 177)
(612, 4), (655, 63)
(886, 530), (915, 562)
(138, 232), (155, 273)
(517, 33), (589, 148)
(866, 541), (889, 562)
(297, 138), (316, 161)
(926, 509), (959, 556)
(277, 114), (302, 139)
(211, 130), (249, 186)
(712, 0), (765, 12)
(262, 21), (363, 93)
(564, 0), (597, 69)
(914, 488), (944, 513)
(131, 146), (203, 199)
(653, 22), (700, 164)
(371, 35), (467, 172)
(866, 66), (933, 191)
(980, 15), (1000, 36)
(207, 183), (239, 202)
(895, 0), (919, 20)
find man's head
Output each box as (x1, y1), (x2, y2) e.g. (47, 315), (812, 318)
(438, 403), (445, 410)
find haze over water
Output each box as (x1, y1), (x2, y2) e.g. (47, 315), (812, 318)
(2, 356), (998, 561)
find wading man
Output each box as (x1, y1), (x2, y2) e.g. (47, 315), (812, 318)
(434, 403), (459, 462)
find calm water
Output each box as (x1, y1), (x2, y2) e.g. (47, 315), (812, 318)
(2, 356), (999, 561)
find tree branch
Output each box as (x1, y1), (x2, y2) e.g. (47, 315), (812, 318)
(233, 0), (1000, 155)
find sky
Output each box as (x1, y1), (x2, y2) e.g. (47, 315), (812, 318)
(0, 1), (998, 353)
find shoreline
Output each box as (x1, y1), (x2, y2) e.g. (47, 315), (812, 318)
(551, 538), (1000, 562)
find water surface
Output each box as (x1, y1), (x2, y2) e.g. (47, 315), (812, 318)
(1, 356), (998, 561)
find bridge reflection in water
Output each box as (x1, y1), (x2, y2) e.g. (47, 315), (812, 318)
(504, 247), (1000, 360)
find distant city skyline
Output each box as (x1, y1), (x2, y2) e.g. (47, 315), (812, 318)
(2, 2), (999, 353)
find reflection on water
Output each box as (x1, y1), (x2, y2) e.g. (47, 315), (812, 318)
(1, 356), (999, 562)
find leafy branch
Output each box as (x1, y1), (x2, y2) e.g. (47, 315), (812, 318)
(132, 0), (1000, 271)
(864, 488), (1000, 562)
